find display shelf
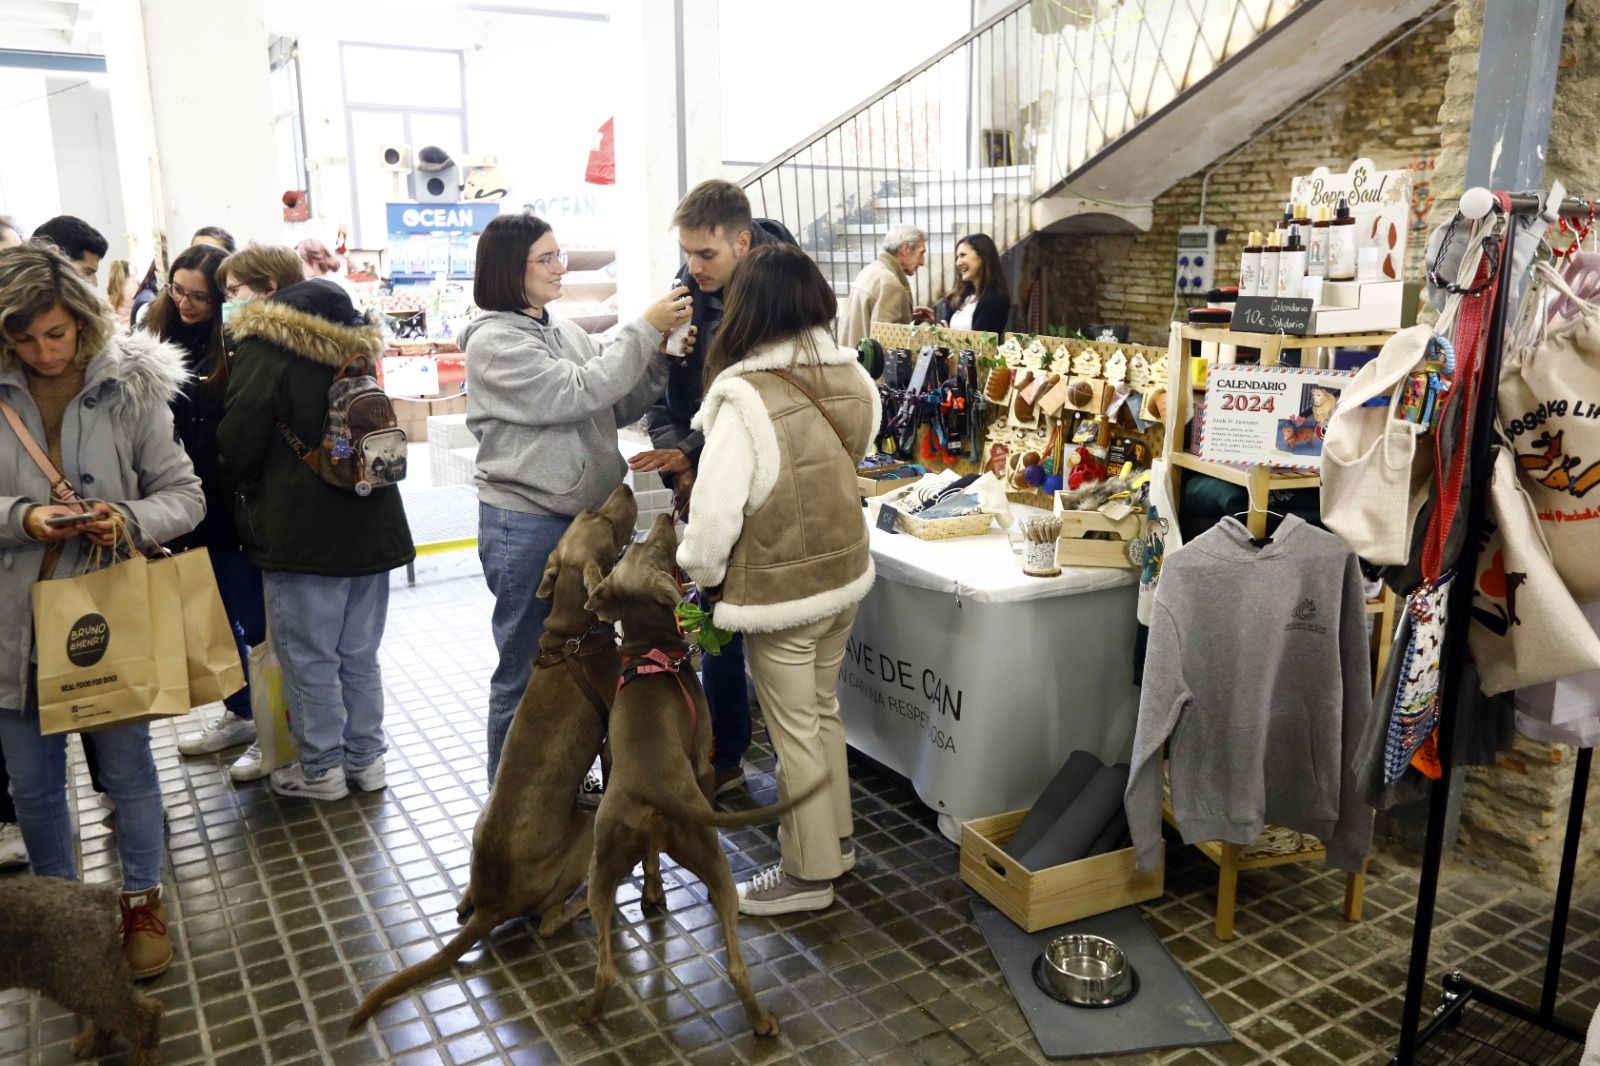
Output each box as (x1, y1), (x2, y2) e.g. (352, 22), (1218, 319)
(1177, 324), (1396, 355)
(1160, 789), (1365, 941)
(1407, 972), (1584, 1065)
(1167, 450), (1322, 492)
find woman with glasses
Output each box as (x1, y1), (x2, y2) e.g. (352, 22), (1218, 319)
(458, 212), (690, 782)
(144, 244), (268, 769)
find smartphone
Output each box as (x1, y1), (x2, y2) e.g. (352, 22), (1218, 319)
(663, 282), (693, 356)
(44, 512), (96, 528)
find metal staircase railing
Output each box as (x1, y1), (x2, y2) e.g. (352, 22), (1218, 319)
(739, 0), (1304, 308)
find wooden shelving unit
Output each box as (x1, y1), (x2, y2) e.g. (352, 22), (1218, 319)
(1158, 320), (1397, 940)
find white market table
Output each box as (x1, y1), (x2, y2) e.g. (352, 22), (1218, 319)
(838, 509), (1143, 842)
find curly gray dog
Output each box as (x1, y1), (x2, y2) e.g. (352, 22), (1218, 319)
(0, 875), (163, 1064)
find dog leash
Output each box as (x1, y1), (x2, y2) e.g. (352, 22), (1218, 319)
(617, 646), (698, 736)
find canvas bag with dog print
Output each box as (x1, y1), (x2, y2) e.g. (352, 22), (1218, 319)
(1500, 261), (1600, 603)
(1467, 436), (1600, 696)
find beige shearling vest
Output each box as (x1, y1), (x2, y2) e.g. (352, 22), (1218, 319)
(715, 362), (876, 630)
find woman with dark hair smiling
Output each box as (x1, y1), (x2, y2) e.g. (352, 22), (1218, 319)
(145, 244), (268, 772)
(678, 243), (879, 915)
(458, 212), (689, 782)
(935, 232), (1011, 335)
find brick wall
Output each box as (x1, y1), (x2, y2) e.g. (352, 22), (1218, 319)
(1030, 11), (1453, 346)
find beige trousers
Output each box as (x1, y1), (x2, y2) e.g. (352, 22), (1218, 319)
(744, 605), (859, 881)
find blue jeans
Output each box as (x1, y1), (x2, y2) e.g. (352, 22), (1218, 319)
(478, 502), (572, 784)
(263, 570), (391, 779)
(704, 633), (751, 771)
(211, 546), (266, 720)
(0, 702), (164, 890)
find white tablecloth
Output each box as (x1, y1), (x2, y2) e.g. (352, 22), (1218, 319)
(840, 508), (1143, 841)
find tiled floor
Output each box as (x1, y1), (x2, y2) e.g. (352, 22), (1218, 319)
(4, 549), (1599, 1065)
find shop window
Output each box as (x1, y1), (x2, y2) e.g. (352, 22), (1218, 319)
(269, 37), (310, 204)
(341, 44), (468, 247)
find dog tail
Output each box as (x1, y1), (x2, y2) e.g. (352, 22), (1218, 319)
(639, 773), (830, 828)
(349, 910), (497, 1030)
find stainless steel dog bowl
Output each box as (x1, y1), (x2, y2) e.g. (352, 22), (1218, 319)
(1032, 934), (1138, 1008)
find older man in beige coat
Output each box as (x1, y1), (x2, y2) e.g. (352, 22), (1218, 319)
(839, 224), (930, 347)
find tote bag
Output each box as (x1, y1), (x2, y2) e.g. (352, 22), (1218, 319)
(33, 552), (190, 735)
(1320, 324), (1435, 564)
(151, 549), (247, 705)
(1467, 439), (1600, 695)
(1500, 261), (1600, 602)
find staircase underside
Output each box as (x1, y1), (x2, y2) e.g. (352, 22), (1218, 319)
(1032, 0), (1443, 235)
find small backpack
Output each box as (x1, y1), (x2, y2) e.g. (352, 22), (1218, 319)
(277, 355), (407, 496)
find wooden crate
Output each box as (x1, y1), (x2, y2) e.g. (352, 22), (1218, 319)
(1050, 506), (1145, 569)
(961, 809), (1165, 932)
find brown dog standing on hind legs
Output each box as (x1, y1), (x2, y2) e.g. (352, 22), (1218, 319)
(577, 513), (825, 1037)
(349, 484), (639, 1029)
(0, 876), (163, 1064)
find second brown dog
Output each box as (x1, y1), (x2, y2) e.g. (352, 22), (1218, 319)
(577, 513), (821, 1037)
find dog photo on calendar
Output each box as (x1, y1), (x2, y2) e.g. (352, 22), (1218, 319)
(1275, 383), (1343, 457)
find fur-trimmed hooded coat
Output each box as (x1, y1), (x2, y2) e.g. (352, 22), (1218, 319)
(677, 328), (879, 633)
(218, 281), (414, 576)
(0, 332), (203, 713)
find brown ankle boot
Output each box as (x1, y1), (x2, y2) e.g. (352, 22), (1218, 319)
(119, 886), (172, 980)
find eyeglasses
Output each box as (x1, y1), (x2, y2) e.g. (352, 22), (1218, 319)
(528, 251), (568, 271)
(169, 282), (214, 307)
(224, 281), (252, 300)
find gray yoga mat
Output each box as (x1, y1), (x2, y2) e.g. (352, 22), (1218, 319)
(1017, 764), (1129, 871)
(973, 900), (1232, 1060)
(1004, 749), (1103, 858)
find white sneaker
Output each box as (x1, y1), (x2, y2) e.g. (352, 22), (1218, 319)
(229, 742), (267, 783)
(270, 763), (349, 801)
(0, 823), (27, 869)
(348, 757), (386, 792)
(178, 710), (257, 755)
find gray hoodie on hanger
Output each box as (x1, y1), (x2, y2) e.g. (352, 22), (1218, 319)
(1125, 515), (1374, 873)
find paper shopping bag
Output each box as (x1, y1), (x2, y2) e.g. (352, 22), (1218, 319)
(33, 554), (190, 734)
(1467, 441), (1600, 695)
(249, 636), (299, 774)
(152, 549), (246, 705)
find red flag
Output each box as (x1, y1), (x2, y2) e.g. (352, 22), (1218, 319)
(585, 118), (615, 186)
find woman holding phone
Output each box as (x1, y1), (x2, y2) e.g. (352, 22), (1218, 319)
(0, 242), (203, 978)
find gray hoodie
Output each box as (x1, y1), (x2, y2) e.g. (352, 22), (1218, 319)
(460, 311), (668, 516)
(1125, 515), (1373, 873)
(0, 333), (203, 713)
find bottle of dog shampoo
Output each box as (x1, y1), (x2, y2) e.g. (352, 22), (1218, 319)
(1328, 197), (1357, 281)
(1239, 231), (1264, 296)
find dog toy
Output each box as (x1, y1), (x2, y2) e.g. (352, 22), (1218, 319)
(1065, 446), (1106, 490)
(674, 592), (733, 656)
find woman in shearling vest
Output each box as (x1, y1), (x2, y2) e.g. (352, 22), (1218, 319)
(678, 245), (880, 915)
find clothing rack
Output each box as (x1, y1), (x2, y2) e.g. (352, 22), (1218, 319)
(1392, 191), (1599, 1065)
